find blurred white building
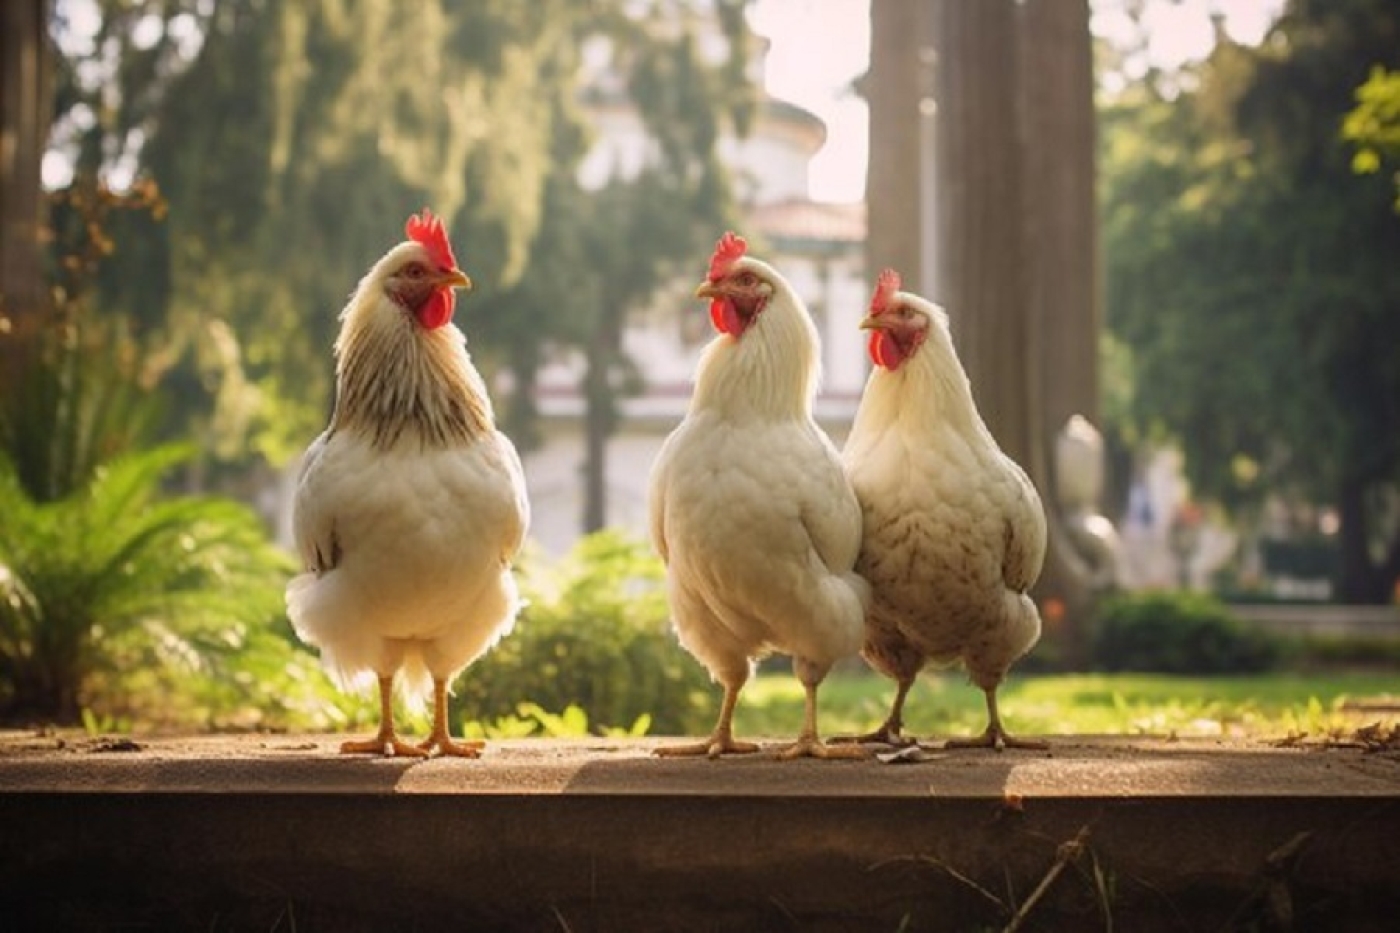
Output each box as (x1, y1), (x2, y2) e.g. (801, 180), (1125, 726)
(522, 34), (868, 554)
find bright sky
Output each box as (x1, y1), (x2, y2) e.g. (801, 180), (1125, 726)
(749, 0), (1283, 204)
(748, 0), (871, 203)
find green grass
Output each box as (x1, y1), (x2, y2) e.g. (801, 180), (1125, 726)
(731, 670), (1400, 740)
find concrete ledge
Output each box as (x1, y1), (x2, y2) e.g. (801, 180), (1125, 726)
(2, 733), (1398, 931)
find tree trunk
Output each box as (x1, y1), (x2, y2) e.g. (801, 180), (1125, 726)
(581, 313), (621, 535)
(1018, 0), (1101, 666)
(929, 0), (1029, 466)
(925, 0), (1102, 666)
(863, 0), (928, 285)
(1020, 0), (1099, 443)
(1335, 477), (1384, 603)
(0, 0), (52, 390)
(504, 341), (543, 455)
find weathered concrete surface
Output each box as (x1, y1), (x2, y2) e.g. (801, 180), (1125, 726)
(1, 732), (1398, 931)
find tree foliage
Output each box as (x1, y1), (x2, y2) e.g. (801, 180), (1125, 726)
(1343, 65), (1400, 207)
(477, 1), (755, 531)
(133, 1), (588, 465)
(51, 0), (757, 499)
(1101, 0), (1400, 601)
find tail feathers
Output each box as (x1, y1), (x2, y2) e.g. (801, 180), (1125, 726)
(966, 591), (1043, 691)
(286, 570), (435, 712)
(791, 569), (870, 665)
(286, 568), (521, 714)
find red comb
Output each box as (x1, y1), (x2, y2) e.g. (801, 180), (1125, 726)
(870, 268), (902, 315)
(707, 231), (748, 282)
(405, 208), (457, 272)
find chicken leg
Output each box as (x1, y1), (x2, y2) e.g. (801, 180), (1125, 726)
(833, 675), (917, 747)
(340, 674), (429, 758)
(778, 681), (870, 760)
(417, 678), (485, 758)
(779, 659), (870, 760)
(655, 680), (759, 759)
(944, 687), (1046, 752)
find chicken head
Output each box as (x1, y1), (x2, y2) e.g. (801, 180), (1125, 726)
(693, 232), (774, 338)
(859, 269), (929, 371)
(385, 208), (472, 330)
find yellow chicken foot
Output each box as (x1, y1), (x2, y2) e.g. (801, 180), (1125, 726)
(832, 677), (916, 746)
(777, 682), (870, 760)
(830, 720), (915, 748)
(340, 675), (429, 758)
(417, 679), (485, 758)
(943, 688), (1047, 752)
(656, 733), (761, 759)
(655, 682), (759, 759)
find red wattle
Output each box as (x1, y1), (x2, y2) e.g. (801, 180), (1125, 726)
(868, 330), (905, 370)
(416, 289), (455, 329)
(710, 298), (743, 337)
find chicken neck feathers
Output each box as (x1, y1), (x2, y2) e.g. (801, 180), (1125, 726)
(689, 264), (821, 423)
(330, 281), (493, 451)
(847, 324), (992, 456)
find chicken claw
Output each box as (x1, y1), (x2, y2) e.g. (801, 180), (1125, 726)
(944, 689), (1047, 752)
(943, 726), (1047, 753)
(418, 735), (486, 758)
(417, 679), (484, 758)
(778, 679), (870, 759)
(339, 675), (430, 757)
(831, 722), (916, 748)
(832, 678), (917, 747)
(655, 736), (761, 759)
(654, 682), (758, 758)
(340, 734), (430, 758)
(777, 736), (871, 760)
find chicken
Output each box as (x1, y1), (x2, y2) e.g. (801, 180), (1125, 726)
(840, 270), (1046, 751)
(647, 232), (870, 760)
(287, 209), (529, 758)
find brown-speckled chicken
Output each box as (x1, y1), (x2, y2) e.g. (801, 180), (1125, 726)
(841, 270), (1046, 751)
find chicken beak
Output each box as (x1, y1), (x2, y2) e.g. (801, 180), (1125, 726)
(694, 281), (720, 300)
(859, 314), (888, 331)
(438, 268), (472, 291)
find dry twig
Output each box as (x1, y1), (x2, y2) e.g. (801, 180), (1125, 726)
(1002, 825), (1091, 933)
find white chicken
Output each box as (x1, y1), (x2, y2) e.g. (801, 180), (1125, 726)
(287, 209), (529, 758)
(648, 232), (870, 760)
(841, 269), (1047, 751)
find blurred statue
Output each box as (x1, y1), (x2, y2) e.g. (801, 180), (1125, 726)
(1054, 414), (1122, 591)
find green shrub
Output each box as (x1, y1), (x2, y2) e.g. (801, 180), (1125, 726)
(450, 530), (713, 736)
(1290, 635), (1400, 672)
(0, 443), (301, 726)
(1091, 591), (1282, 674)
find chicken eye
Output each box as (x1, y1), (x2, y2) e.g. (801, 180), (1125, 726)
(405, 264), (426, 279)
(737, 272), (757, 287)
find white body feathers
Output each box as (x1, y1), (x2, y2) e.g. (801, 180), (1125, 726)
(287, 252), (528, 706)
(648, 259), (869, 685)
